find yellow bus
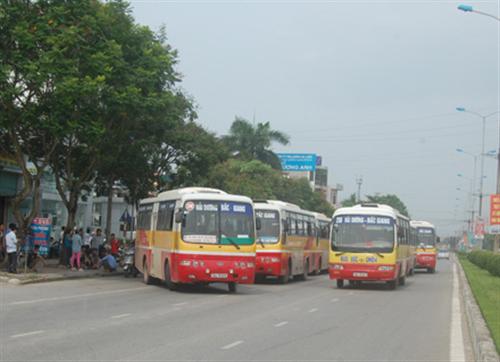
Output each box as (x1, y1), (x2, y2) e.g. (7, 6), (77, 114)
(410, 220), (437, 273)
(136, 187), (257, 293)
(254, 200), (316, 283)
(329, 203), (412, 290)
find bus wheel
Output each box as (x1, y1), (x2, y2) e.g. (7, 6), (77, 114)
(312, 258), (321, 275)
(409, 268), (414, 276)
(386, 279), (397, 290)
(428, 268), (435, 274)
(164, 260), (177, 291)
(143, 259), (152, 285)
(399, 275), (406, 286)
(336, 279), (344, 288)
(300, 259), (309, 281)
(228, 282), (237, 293)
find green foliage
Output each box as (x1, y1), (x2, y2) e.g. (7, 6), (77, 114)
(459, 255), (500, 353)
(467, 250), (500, 277)
(340, 193), (409, 217)
(223, 117), (289, 169)
(341, 193), (358, 207)
(205, 159), (334, 216)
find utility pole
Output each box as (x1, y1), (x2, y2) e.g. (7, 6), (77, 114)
(356, 176), (363, 203)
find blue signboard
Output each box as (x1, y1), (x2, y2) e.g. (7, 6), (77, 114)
(30, 217), (52, 256)
(277, 153), (317, 172)
(334, 215), (393, 225)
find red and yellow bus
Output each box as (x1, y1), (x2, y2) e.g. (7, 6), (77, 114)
(254, 200), (318, 283)
(329, 203), (412, 290)
(136, 187), (257, 293)
(410, 220), (437, 273)
(311, 212), (331, 275)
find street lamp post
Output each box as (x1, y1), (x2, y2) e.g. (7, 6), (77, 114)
(457, 4), (500, 22)
(456, 109), (499, 217)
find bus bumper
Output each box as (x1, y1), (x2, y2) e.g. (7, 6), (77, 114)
(329, 263), (397, 281)
(416, 254), (436, 269)
(255, 252), (286, 277)
(173, 253), (256, 284)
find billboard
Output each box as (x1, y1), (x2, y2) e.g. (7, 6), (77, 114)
(277, 153), (317, 172)
(30, 217), (52, 256)
(490, 194), (500, 225)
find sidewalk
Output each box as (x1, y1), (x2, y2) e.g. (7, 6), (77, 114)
(0, 259), (123, 285)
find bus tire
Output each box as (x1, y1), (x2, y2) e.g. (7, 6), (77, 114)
(278, 261), (291, 284)
(228, 282), (237, 293)
(409, 268), (414, 276)
(386, 279), (397, 290)
(164, 260), (177, 291)
(399, 275), (406, 286)
(428, 267), (435, 274)
(313, 258), (321, 275)
(143, 259), (152, 285)
(300, 259), (309, 281)
(336, 279), (344, 288)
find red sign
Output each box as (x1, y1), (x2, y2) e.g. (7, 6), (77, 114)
(490, 195), (500, 225)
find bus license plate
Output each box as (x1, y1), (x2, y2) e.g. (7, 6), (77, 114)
(211, 273), (228, 279)
(353, 272), (367, 277)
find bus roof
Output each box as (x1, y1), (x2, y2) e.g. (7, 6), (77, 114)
(255, 200), (313, 216)
(333, 203), (408, 220)
(140, 187), (252, 205)
(410, 220), (436, 229)
(311, 211), (330, 223)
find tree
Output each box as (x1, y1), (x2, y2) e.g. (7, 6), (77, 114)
(341, 193), (358, 207)
(277, 178), (335, 217)
(366, 194), (410, 217)
(223, 117), (289, 169)
(44, 1), (194, 242)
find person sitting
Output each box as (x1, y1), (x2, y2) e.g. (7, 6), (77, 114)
(99, 251), (117, 272)
(27, 244), (47, 272)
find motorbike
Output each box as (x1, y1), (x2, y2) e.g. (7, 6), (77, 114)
(122, 244), (138, 278)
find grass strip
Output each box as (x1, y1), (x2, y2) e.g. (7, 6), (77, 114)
(459, 255), (500, 353)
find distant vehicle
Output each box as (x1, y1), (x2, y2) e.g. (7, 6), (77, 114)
(411, 220), (438, 273)
(437, 248), (450, 260)
(135, 187), (257, 293)
(254, 201), (328, 283)
(329, 203), (412, 290)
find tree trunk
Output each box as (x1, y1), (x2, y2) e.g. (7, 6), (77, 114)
(105, 180), (114, 242)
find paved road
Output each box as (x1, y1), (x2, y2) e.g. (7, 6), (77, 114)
(0, 259), (469, 361)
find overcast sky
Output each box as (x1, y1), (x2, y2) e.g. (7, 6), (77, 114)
(130, 0), (499, 236)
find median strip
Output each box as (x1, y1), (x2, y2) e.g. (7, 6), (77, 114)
(11, 330), (44, 339)
(221, 340), (244, 350)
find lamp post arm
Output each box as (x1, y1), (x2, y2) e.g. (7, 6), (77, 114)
(472, 9), (500, 22)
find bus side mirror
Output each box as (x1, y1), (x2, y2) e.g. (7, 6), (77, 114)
(174, 211), (185, 224)
(256, 218), (262, 231)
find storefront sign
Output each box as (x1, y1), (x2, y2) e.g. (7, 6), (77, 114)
(30, 217), (52, 256)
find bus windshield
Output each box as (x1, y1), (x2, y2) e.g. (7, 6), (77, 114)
(256, 210), (280, 243)
(417, 227), (435, 246)
(182, 200), (255, 245)
(332, 215), (395, 253)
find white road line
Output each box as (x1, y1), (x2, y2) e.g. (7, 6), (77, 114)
(173, 302), (188, 307)
(274, 321), (289, 327)
(308, 308), (319, 313)
(221, 340), (244, 350)
(111, 313), (131, 319)
(331, 298), (339, 303)
(450, 264), (466, 361)
(9, 287), (150, 306)
(11, 330), (44, 339)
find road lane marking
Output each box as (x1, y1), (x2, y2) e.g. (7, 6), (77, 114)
(111, 313), (131, 319)
(221, 340), (244, 350)
(274, 321), (289, 327)
(450, 263), (466, 361)
(11, 330), (44, 339)
(308, 308), (319, 313)
(173, 302), (188, 307)
(9, 287), (150, 306)
(330, 298), (339, 303)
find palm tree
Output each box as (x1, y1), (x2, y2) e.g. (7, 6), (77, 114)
(224, 117), (290, 169)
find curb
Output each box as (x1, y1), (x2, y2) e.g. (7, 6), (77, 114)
(0, 271), (124, 285)
(456, 255), (500, 362)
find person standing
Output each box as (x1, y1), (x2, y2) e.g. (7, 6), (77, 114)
(0, 223), (5, 262)
(5, 223), (18, 273)
(109, 233), (120, 259)
(70, 228), (83, 271)
(91, 228), (104, 257)
(63, 230), (73, 267)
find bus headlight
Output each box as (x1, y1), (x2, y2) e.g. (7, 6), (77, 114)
(378, 266), (394, 271)
(180, 260), (192, 266)
(332, 264), (344, 270)
(270, 257), (280, 263)
(247, 262), (254, 268)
